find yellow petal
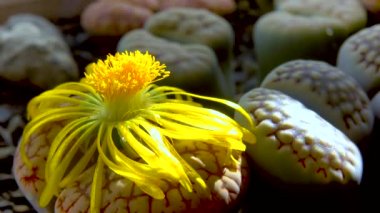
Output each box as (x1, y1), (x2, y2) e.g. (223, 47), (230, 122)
(90, 156), (104, 213)
(60, 139), (97, 187)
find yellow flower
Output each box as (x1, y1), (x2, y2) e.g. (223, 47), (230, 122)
(20, 50), (255, 213)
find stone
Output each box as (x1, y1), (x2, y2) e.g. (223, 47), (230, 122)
(0, 14), (79, 89)
(145, 7), (235, 94)
(117, 29), (232, 99)
(0, 104), (25, 146)
(261, 60), (374, 143)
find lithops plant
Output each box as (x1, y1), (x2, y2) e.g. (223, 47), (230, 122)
(254, 0), (367, 79)
(0, 14), (79, 89)
(337, 24), (380, 96)
(13, 50), (255, 212)
(0, 0), (93, 23)
(117, 29), (232, 99)
(157, 0), (237, 15)
(80, 0), (153, 36)
(361, 0), (380, 12)
(361, 0), (380, 21)
(275, 0), (367, 33)
(371, 90), (380, 119)
(235, 88), (363, 185)
(261, 60), (374, 143)
(144, 7), (235, 94)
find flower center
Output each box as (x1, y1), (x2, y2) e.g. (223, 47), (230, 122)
(82, 50), (170, 122)
(83, 50), (170, 101)
(102, 91), (148, 122)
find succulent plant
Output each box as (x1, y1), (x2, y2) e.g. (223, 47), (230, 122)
(0, 14), (79, 89)
(117, 29), (233, 99)
(261, 60), (374, 143)
(144, 7), (235, 94)
(254, 0), (367, 80)
(235, 88), (363, 185)
(337, 24), (380, 96)
(13, 50), (255, 212)
(80, 0), (153, 36)
(157, 0), (237, 15)
(370, 90), (380, 120)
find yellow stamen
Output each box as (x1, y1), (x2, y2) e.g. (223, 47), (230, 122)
(83, 51), (170, 100)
